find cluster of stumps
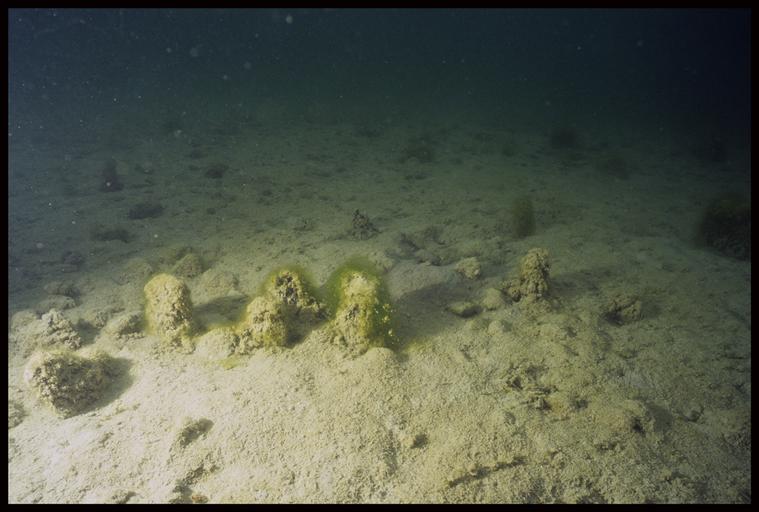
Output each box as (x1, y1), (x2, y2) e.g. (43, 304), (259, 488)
(22, 264), (395, 419)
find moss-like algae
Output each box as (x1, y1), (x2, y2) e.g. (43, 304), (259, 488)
(142, 259), (399, 356)
(258, 264), (320, 301)
(323, 256), (399, 349)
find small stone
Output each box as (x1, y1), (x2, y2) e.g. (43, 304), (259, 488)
(446, 301), (480, 318)
(197, 268), (239, 299)
(603, 293), (642, 325)
(683, 404), (703, 422)
(82, 305), (121, 329)
(115, 257), (154, 285)
(172, 252), (204, 279)
(195, 327), (238, 361)
(466, 317), (490, 331)
(487, 319), (511, 336)
(481, 287), (505, 310)
(157, 244), (191, 265)
(368, 250), (395, 273)
(455, 257), (482, 280)
(103, 311), (143, 338)
(172, 417), (213, 449)
(414, 248), (441, 266)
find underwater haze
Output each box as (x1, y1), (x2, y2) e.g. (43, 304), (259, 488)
(8, 8), (751, 504)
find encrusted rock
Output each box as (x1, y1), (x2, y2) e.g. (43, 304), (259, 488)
(350, 210), (378, 240)
(144, 273), (195, 352)
(115, 257), (154, 286)
(197, 268), (239, 299)
(23, 348), (118, 418)
(501, 248), (550, 303)
(481, 287), (506, 310)
(33, 309), (82, 350)
(446, 301), (480, 318)
(332, 270), (394, 352)
(195, 327), (238, 360)
(172, 252), (204, 279)
(103, 311), (143, 338)
(264, 269), (324, 322)
(595, 399), (654, 442)
(172, 416), (213, 450)
(236, 296), (288, 352)
(455, 257), (482, 280)
(487, 319), (511, 336)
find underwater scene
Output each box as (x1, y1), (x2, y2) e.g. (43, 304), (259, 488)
(7, 8), (751, 504)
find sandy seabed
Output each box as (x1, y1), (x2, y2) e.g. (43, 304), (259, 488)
(8, 113), (751, 503)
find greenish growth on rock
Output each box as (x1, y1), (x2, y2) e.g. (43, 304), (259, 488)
(260, 266), (326, 341)
(511, 195), (536, 239)
(324, 257), (398, 352)
(235, 296), (288, 352)
(144, 273), (196, 352)
(322, 257), (381, 313)
(261, 266), (324, 318)
(23, 348), (118, 418)
(695, 194), (751, 260)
